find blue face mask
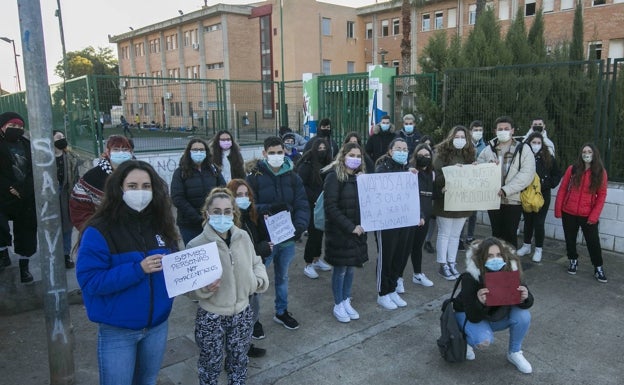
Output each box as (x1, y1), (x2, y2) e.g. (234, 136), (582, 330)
(109, 151), (132, 166)
(404, 124), (414, 134)
(190, 151), (206, 164)
(380, 123), (390, 132)
(392, 150), (408, 164)
(485, 257), (506, 272)
(209, 214), (234, 233)
(235, 196), (251, 210)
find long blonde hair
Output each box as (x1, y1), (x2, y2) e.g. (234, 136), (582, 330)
(201, 187), (241, 228)
(322, 142), (366, 182)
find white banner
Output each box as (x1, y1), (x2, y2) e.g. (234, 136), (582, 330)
(162, 242), (222, 298)
(264, 210), (296, 244)
(442, 163), (501, 211)
(357, 172), (421, 231)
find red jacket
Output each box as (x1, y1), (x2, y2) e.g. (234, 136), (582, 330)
(555, 165), (607, 224)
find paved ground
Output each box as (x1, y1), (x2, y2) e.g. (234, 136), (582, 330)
(1, 224), (623, 384)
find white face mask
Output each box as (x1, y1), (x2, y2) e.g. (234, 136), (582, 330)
(582, 154), (593, 163)
(452, 138), (467, 149)
(496, 130), (511, 143)
(123, 190), (153, 212)
(531, 144), (542, 153)
(471, 131), (483, 142)
(267, 154), (285, 168)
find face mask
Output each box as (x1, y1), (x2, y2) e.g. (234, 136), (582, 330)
(380, 123), (390, 132)
(209, 214), (234, 233)
(403, 124), (414, 134)
(219, 140), (232, 150)
(54, 138), (68, 150)
(485, 257), (506, 272)
(110, 151), (132, 166)
(496, 130), (511, 143)
(345, 156), (362, 170)
(267, 154), (285, 168)
(318, 129), (330, 137)
(582, 154), (593, 163)
(3, 126), (24, 142)
(235, 196), (251, 210)
(392, 150), (408, 165)
(317, 150), (327, 157)
(532, 125), (544, 133)
(453, 138), (466, 149)
(531, 144), (542, 153)
(472, 131), (483, 142)
(123, 190), (152, 212)
(416, 156), (431, 168)
(190, 151), (206, 164)
(284, 143), (294, 150)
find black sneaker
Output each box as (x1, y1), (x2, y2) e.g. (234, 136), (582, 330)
(594, 267), (608, 283)
(424, 241), (435, 253)
(0, 249), (11, 267)
(273, 311), (299, 330)
(247, 344), (267, 358)
(458, 240), (466, 251)
(252, 321), (265, 340)
(567, 259), (578, 275)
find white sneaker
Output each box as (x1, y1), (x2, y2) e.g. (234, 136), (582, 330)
(466, 345), (475, 361)
(412, 273), (434, 287)
(389, 291), (407, 307)
(396, 278), (405, 293)
(516, 243), (532, 257)
(342, 298), (360, 320)
(377, 294), (398, 310)
(303, 264), (319, 279)
(313, 259), (332, 271)
(507, 351), (533, 374)
(532, 247), (542, 263)
(333, 302), (350, 323)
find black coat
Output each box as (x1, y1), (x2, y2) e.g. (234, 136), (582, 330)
(375, 154), (409, 173)
(296, 159), (324, 204)
(366, 131), (396, 164)
(535, 154), (561, 192)
(323, 171), (368, 267)
(0, 136), (34, 209)
(170, 165), (226, 227)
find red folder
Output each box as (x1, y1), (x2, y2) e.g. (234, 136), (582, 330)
(485, 270), (521, 306)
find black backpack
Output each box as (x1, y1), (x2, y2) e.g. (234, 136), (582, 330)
(437, 275), (468, 363)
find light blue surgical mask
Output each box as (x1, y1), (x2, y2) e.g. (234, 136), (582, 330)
(380, 123), (390, 132)
(209, 214), (234, 233)
(403, 124), (414, 134)
(485, 257), (506, 272)
(235, 196), (251, 210)
(109, 151), (132, 166)
(190, 151), (206, 163)
(392, 150), (408, 165)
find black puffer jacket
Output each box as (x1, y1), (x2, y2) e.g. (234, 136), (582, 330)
(366, 131), (396, 164)
(323, 171), (368, 267)
(417, 170), (434, 222)
(535, 154), (561, 192)
(170, 165), (226, 227)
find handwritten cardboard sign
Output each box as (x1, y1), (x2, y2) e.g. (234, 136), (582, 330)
(485, 270), (522, 306)
(162, 242), (222, 298)
(357, 172), (421, 231)
(442, 163), (501, 211)
(264, 210), (295, 245)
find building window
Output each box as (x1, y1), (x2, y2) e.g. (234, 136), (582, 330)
(134, 43), (144, 57)
(435, 12), (443, 30)
(347, 21), (355, 39)
(322, 59), (331, 75)
(259, 15), (274, 119)
(347, 61), (355, 74)
(204, 23), (221, 32)
(381, 19), (389, 37)
(499, 0), (510, 20)
(149, 38), (161, 54)
(588, 42), (603, 60)
(392, 60), (400, 68)
(120, 46), (129, 59)
(525, 0), (536, 16)
(322, 17), (331, 36)
(366, 22), (373, 39)
(561, 0), (573, 10)
(609, 39), (624, 59)
(166, 34), (178, 50)
(207, 62), (224, 70)
(447, 8), (457, 28)
(592, 0), (605, 5)
(469, 5), (477, 25)
(543, 0), (554, 12)
(393, 18), (400, 35)
(422, 14), (431, 32)
(184, 31), (191, 47)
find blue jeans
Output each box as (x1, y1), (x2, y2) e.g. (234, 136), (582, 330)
(62, 229), (72, 255)
(455, 307), (531, 353)
(331, 266), (354, 305)
(264, 242), (295, 314)
(97, 320), (169, 385)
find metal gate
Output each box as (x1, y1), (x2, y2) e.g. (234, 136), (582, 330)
(318, 73), (369, 141)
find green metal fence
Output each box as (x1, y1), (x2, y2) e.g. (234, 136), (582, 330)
(390, 73), (437, 126)
(317, 73), (369, 142)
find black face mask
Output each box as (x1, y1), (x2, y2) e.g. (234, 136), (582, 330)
(54, 138), (68, 150)
(318, 129), (331, 138)
(416, 156), (431, 168)
(3, 126), (24, 142)
(532, 125), (544, 133)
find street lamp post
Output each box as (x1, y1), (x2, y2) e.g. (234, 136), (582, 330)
(0, 36), (22, 92)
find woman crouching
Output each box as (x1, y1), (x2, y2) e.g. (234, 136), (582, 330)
(453, 237), (534, 374)
(187, 188), (270, 385)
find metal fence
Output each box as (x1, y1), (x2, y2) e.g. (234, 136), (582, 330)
(318, 73), (370, 141)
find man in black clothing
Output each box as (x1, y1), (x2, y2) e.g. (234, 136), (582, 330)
(303, 118), (339, 158)
(366, 115), (396, 164)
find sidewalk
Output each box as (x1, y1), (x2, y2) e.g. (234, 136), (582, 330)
(1, 225), (623, 384)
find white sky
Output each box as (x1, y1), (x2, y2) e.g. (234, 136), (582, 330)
(1, 0), (385, 94)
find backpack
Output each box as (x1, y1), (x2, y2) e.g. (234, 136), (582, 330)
(437, 275), (468, 363)
(313, 191), (325, 231)
(520, 174), (544, 213)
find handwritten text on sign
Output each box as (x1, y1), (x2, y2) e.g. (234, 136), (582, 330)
(357, 172), (420, 231)
(264, 210), (296, 245)
(442, 163), (501, 211)
(162, 242), (222, 298)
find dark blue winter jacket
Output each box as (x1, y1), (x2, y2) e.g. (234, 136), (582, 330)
(171, 164), (226, 227)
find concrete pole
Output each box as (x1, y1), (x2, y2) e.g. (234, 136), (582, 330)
(17, 1), (75, 384)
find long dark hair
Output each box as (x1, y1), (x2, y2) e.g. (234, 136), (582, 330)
(470, 237), (524, 280)
(409, 143), (433, 173)
(226, 178), (259, 225)
(298, 138), (332, 186)
(80, 160), (179, 244)
(435, 125), (475, 164)
(526, 132), (552, 170)
(571, 142), (605, 193)
(179, 138), (213, 179)
(210, 130), (245, 179)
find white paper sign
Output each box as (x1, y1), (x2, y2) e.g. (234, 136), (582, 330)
(357, 172), (421, 231)
(162, 242), (222, 298)
(442, 163), (502, 211)
(264, 210), (296, 244)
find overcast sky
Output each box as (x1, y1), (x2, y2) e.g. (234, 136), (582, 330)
(1, 0), (385, 94)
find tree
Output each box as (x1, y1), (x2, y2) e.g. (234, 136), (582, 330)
(570, 1), (584, 61)
(527, 8), (547, 61)
(462, 8), (510, 67)
(55, 46), (118, 79)
(505, 7), (531, 64)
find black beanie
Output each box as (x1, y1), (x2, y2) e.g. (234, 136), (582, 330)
(0, 112), (25, 128)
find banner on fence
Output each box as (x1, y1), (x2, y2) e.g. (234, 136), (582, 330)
(442, 163), (501, 211)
